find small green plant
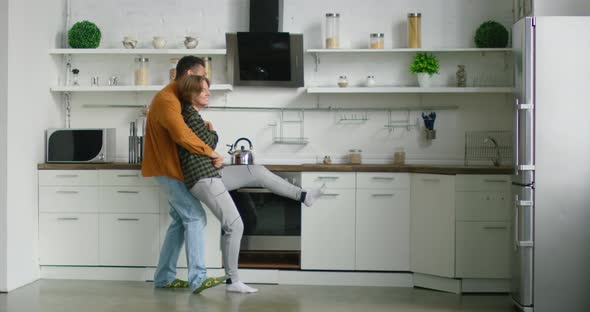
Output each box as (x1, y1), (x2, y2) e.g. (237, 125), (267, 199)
(410, 53), (439, 76)
(68, 20), (101, 48)
(474, 21), (509, 48)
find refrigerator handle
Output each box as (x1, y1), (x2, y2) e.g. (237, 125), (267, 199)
(514, 194), (519, 251)
(514, 98), (520, 175)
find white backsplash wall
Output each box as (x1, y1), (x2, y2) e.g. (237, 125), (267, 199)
(66, 0), (514, 165)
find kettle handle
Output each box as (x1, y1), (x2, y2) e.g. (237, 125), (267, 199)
(233, 137), (253, 150)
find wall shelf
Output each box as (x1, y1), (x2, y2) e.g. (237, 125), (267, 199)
(50, 84), (233, 92)
(307, 48), (512, 53)
(307, 87), (515, 94)
(49, 48), (227, 55)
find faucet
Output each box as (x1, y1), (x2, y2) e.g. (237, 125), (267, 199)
(483, 137), (502, 167)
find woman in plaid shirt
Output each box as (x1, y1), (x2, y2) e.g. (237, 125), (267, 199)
(176, 75), (325, 293)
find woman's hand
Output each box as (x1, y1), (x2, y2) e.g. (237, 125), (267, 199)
(210, 151), (224, 168)
(204, 120), (214, 131)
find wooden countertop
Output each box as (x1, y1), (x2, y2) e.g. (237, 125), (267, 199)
(37, 163), (512, 175)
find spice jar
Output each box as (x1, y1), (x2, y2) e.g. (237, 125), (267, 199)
(134, 57), (149, 86)
(337, 76), (348, 87)
(169, 58), (179, 82)
(203, 56), (212, 81)
(349, 149), (362, 164)
(407, 13), (422, 48)
(369, 33), (384, 49)
(325, 13), (340, 49)
(393, 148), (406, 165)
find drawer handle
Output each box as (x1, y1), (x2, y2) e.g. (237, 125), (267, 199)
(421, 178), (440, 182)
(484, 179), (508, 183)
(484, 226), (508, 230)
(317, 176), (340, 180)
(372, 177), (395, 180)
(320, 193), (340, 197)
(56, 174), (79, 178)
(117, 174), (139, 178)
(57, 217), (79, 221)
(56, 190), (79, 194)
(117, 190), (140, 194)
(372, 194), (394, 197)
(117, 218), (140, 221)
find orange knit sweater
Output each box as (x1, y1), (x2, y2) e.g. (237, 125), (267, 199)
(141, 82), (214, 181)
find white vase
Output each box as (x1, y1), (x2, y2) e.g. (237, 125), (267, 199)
(416, 73), (433, 88)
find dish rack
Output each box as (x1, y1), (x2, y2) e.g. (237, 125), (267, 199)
(464, 131), (513, 166)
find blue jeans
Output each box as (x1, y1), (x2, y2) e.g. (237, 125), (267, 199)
(153, 176), (207, 290)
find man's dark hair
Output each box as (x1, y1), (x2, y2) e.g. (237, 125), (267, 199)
(175, 56), (205, 80)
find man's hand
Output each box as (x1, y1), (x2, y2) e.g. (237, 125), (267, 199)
(211, 151), (224, 168)
(204, 120), (214, 131)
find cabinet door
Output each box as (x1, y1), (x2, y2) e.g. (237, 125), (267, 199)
(301, 189), (355, 270)
(39, 213), (99, 265)
(159, 209), (222, 268)
(456, 191), (510, 221)
(455, 221), (511, 278)
(99, 214), (159, 266)
(39, 186), (99, 213)
(99, 170), (158, 186)
(99, 187), (159, 214)
(410, 174), (456, 278)
(39, 170), (98, 186)
(356, 189), (410, 271)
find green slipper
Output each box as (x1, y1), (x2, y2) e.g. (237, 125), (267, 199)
(193, 275), (229, 294)
(162, 278), (190, 289)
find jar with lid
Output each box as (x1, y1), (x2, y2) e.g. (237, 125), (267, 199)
(337, 75), (348, 88)
(366, 75), (376, 87)
(369, 33), (384, 49)
(203, 56), (212, 81)
(169, 58), (179, 82)
(393, 147), (406, 165)
(407, 13), (422, 48)
(134, 57), (149, 86)
(325, 13), (340, 49)
(349, 149), (362, 164)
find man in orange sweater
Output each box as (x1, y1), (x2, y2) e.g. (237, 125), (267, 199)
(142, 56), (226, 294)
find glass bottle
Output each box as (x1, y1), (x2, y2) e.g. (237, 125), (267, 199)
(369, 33), (384, 49)
(203, 56), (212, 81)
(134, 57), (149, 86)
(72, 69), (79, 86)
(407, 13), (422, 48)
(65, 62), (72, 86)
(325, 13), (340, 49)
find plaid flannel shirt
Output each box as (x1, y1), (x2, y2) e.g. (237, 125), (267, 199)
(178, 104), (220, 189)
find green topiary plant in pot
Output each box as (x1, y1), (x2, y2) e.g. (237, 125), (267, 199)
(410, 52), (439, 87)
(474, 21), (509, 48)
(68, 20), (101, 48)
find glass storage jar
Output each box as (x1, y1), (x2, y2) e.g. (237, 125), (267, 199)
(349, 149), (362, 164)
(203, 56), (212, 81)
(325, 13), (340, 49)
(134, 57), (149, 86)
(369, 33), (384, 49)
(407, 13), (422, 48)
(366, 75), (376, 87)
(169, 58), (179, 82)
(337, 75), (348, 87)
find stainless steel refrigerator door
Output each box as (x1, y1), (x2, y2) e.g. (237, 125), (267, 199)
(511, 184), (534, 308)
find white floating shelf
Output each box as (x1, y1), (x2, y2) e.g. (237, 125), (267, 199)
(49, 48), (227, 55)
(306, 87), (515, 94)
(50, 84), (233, 92)
(307, 48), (512, 53)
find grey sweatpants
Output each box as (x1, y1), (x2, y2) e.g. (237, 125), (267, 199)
(189, 165), (304, 281)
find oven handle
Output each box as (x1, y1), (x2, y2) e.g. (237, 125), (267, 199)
(237, 188), (272, 193)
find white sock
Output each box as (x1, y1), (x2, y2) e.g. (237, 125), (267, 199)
(226, 281), (258, 293)
(304, 184), (327, 207)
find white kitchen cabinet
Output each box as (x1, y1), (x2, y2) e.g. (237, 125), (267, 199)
(98, 170), (158, 186)
(455, 191), (510, 221)
(355, 188), (410, 271)
(39, 170), (98, 186)
(99, 186), (159, 214)
(301, 174), (356, 270)
(39, 213), (99, 265)
(39, 186), (99, 213)
(410, 174), (456, 278)
(99, 214), (159, 266)
(455, 221), (511, 278)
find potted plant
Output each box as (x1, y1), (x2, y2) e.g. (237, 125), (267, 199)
(68, 20), (101, 48)
(474, 21), (509, 48)
(410, 52), (439, 87)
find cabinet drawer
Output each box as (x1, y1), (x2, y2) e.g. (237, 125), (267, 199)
(301, 172), (355, 189)
(455, 175), (511, 192)
(99, 214), (159, 266)
(99, 170), (157, 186)
(455, 221), (511, 278)
(39, 213), (99, 265)
(39, 186), (99, 213)
(100, 187), (159, 213)
(39, 170), (98, 186)
(356, 172), (409, 190)
(456, 192), (510, 221)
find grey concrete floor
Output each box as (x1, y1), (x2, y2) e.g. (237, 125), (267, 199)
(0, 280), (515, 312)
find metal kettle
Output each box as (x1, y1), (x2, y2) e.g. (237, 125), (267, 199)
(227, 137), (254, 165)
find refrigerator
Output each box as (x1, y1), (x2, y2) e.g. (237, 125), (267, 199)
(511, 17), (590, 312)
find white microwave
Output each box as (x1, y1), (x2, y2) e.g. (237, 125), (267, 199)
(45, 128), (116, 163)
